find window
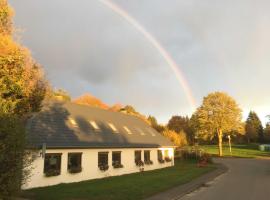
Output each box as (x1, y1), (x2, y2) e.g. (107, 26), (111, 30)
(89, 120), (100, 131)
(98, 152), (109, 171)
(68, 153), (82, 173)
(112, 151), (123, 168)
(69, 117), (78, 128)
(144, 150), (153, 165)
(108, 123), (118, 133)
(164, 150), (172, 162)
(158, 150), (165, 163)
(136, 128), (145, 136)
(44, 153), (62, 177)
(135, 150), (143, 166)
(123, 126), (132, 134)
(148, 128), (156, 136)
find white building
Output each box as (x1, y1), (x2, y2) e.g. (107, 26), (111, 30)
(24, 102), (175, 189)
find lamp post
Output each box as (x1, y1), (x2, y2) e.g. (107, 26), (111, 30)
(228, 135), (232, 156)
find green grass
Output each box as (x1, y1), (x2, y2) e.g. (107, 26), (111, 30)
(201, 144), (270, 158)
(21, 159), (215, 200)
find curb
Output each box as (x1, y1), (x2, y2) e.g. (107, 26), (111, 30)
(145, 163), (228, 200)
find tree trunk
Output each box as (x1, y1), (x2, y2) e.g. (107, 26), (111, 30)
(218, 130), (223, 157)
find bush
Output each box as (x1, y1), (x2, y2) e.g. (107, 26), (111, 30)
(0, 114), (26, 198)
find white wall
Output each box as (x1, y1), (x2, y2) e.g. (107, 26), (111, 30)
(23, 147), (174, 189)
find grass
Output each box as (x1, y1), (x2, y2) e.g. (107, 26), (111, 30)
(201, 144), (270, 158)
(21, 159), (215, 200)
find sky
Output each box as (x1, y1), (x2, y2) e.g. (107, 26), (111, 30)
(10, 0), (270, 125)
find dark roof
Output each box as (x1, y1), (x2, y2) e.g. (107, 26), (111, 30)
(26, 102), (174, 149)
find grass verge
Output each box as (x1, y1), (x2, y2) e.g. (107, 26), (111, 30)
(21, 159), (215, 200)
(201, 144), (270, 158)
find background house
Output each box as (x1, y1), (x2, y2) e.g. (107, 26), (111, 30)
(24, 102), (175, 189)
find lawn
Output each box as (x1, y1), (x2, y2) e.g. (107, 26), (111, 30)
(201, 144), (270, 158)
(21, 159), (215, 200)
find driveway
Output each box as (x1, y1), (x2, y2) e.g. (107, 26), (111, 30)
(181, 158), (270, 200)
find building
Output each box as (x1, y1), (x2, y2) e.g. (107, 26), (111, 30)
(24, 102), (175, 189)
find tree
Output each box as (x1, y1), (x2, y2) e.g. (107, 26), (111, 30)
(162, 128), (187, 147)
(167, 115), (194, 145)
(192, 92), (242, 156)
(245, 111), (264, 143)
(52, 89), (71, 102)
(0, 0), (47, 197)
(147, 115), (165, 133)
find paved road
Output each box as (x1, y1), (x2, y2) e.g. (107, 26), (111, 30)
(181, 158), (270, 200)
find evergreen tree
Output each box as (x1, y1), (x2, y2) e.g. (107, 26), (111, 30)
(245, 111), (264, 143)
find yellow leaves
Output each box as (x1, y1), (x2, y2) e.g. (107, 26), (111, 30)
(0, 0), (14, 35)
(193, 91), (243, 136)
(162, 129), (187, 147)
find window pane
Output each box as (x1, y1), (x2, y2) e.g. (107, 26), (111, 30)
(135, 150), (141, 161)
(44, 153), (61, 175)
(68, 153), (82, 169)
(108, 123), (118, 132)
(98, 152), (108, 166)
(89, 120), (100, 131)
(144, 150), (150, 162)
(158, 150), (163, 160)
(112, 151), (121, 165)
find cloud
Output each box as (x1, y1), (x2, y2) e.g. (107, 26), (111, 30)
(10, 0), (270, 123)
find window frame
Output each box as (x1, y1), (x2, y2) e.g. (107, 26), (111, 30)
(112, 151), (123, 168)
(67, 152), (82, 173)
(44, 153), (62, 177)
(157, 150), (165, 163)
(144, 150), (151, 162)
(98, 152), (109, 171)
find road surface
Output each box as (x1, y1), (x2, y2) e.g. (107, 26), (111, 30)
(180, 158), (270, 200)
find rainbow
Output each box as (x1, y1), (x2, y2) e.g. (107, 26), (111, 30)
(99, 0), (197, 110)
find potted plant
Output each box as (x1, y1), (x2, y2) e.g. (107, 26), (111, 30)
(99, 164), (109, 171)
(113, 161), (124, 169)
(144, 160), (153, 165)
(45, 169), (61, 177)
(158, 158), (165, 163)
(135, 160), (144, 167)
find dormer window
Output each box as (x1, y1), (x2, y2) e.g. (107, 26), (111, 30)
(108, 123), (118, 133)
(89, 120), (100, 131)
(123, 126), (132, 134)
(69, 118), (78, 128)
